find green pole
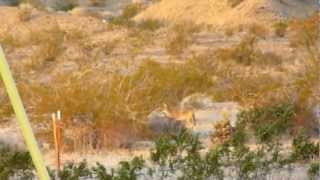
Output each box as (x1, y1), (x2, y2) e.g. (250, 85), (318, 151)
(0, 46), (50, 180)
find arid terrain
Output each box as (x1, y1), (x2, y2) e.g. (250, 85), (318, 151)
(0, 0), (319, 179)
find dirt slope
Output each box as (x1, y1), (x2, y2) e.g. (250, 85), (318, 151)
(135, 0), (319, 27)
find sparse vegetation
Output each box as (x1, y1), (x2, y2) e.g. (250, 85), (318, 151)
(4, 118), (318, 179)
(289, 14), (319, 49)
(228, 0), (245, 8)
(0, 2), (319, 179)
(224, 27), (235, 37)
(18, 3), (33, 21)
(308, 162), (320, 180)
(53, 0), (78, 11)
(165, 22), (199, 56)
(137, 19), (163, 31)
(291, 130), (319, 161)
(109, 3), (143, 28)
(273, 21), (289, 37)
(215, 35), (282, 66)
(248, 23), (269, 38)
(0, 145), (34, 179)
(14, 59), (214, 150)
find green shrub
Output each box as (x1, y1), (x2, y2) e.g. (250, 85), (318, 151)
(59, 161), (92, 180)
(113, 157), (145, 180)
(308, 162), (320, 180)
(291, 131), (319, 161)
(238, 103), (294, 143)
(150, 129), (204, 179)
(0, 145), (34, 179)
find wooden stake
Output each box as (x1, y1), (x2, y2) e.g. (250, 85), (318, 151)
(52, 111), (62, 178)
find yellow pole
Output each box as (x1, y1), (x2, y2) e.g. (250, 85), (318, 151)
(0, 46), (50, 180)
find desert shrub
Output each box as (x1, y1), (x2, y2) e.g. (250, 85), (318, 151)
(137, 19), (163, 31)
(228, 0), (244, 7)
(237, 103), (294, 143)
(59, 161), (92, 180)
(15, 59), (214, 150)
(53, 0), (78, 11)
(165, 22), (199, 56)
(291, 130), (319, 161)
(289, 14), (319, 49)
(224, 27), (235, 37)
(150, 129), (205, 179)
(215, 35), (283, 66)
(91, 163), (114, 180)
(113, 157), (145, 180)
(291, 14), (319, 107)
(3, 122), (319, 179)
(308, 162), (320, 180)
(89, 0), (107, 7)
(18, 3), (33, 21)
(273, 21), (288, 37)
(109, 3), (143, 28)
(0, 19), (65, 69)
(212, 69), (287, 107)
(248, 23), (269, 38)
(215, 35), (257, 65)
(0, 145), (34, 179)
(50, 157), (145, 180)
(25, 20), (65, 70)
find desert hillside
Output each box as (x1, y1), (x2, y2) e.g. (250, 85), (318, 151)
(0, 1), (319, 179)
(136, 0), (319, 27)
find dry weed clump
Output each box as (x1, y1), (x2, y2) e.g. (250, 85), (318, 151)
(273, 21), (288, 37)
(165, 22), (199, 56)
(213, 73), (286, 108)
(215, 35), (282, 66)
(247, 23), (269, 38)
(18, 3), (33, 21)
(26, 20), (65, 69)
(15, 59), (214, 150)
(109, 3), (143, 28)
(211, 113), (234, 145)
(137, 19), (163, 32)
(228, 0), (245, 8)
(224, 27), (235, 37)
(289, 14), (319, 49)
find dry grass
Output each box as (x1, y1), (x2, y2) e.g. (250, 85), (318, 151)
(215, 35), (282, 66)
(247, 23), (269, 38)
(289, 14), (319, 49)
(109, 3), (143, 28)
(228, 0), (245, 8)
(273, 21), (289, 37)
(18, 3), (33, 21)
(13, 58), (214, 150)
(165, 22), (199, 56)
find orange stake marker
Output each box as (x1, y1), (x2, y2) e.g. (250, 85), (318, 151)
(52, 111), (62, 178)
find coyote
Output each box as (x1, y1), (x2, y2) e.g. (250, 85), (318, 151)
(160, 103), (197, 128)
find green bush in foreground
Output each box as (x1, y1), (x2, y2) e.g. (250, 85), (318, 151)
(0, 146), (34, 179)
(2, 105), (319, 179)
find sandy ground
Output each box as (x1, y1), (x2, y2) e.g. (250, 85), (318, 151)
(136, 0), (319, 27)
